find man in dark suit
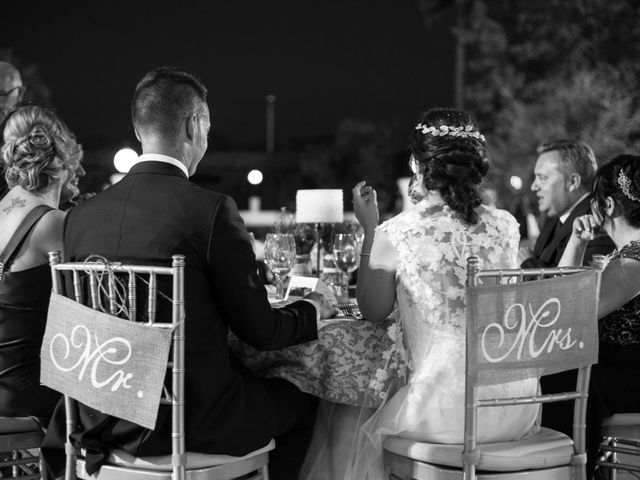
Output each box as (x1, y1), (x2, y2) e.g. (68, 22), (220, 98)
(520, 139), (614, 268)
(519, 139), (614, 459)
(42, 66), (336, 480)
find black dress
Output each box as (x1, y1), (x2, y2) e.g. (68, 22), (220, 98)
(586, 241), (640, 464)
(0, 206), (61, 418)
(541, 241), (640, 475)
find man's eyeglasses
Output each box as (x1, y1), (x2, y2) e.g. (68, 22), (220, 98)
(0, 86), (25, 98)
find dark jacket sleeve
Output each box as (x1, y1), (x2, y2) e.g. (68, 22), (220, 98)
(520, 257), (551, 269)
(522, 235), (615, 269)
(206, 195), (318, 350)
(521, 196), (616, 268)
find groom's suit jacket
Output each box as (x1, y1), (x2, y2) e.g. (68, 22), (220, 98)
(43, 161), (318, 472)
(521, 195), (614, 268)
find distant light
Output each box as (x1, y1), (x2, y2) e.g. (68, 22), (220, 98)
(510, 175), (523, 190)
(247, 169), (263, 185)
(114, 148), (138, 173)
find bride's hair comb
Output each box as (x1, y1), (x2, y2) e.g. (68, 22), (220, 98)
(414, 123), (485, 142)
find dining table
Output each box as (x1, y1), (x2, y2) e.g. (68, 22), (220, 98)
(228, 294), (401, 479)
(228, 299), (398, 409)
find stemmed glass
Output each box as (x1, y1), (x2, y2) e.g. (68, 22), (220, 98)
(264, 233), (297, 300)
(332, 233), (359, 300)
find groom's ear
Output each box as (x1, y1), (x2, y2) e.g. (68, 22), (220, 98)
(185, 114), (197, 141)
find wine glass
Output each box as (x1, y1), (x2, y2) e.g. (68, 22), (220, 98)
(332, 233), (359, 300)
(264, 233), (297, 300)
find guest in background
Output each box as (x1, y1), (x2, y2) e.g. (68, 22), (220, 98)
(519, 139), (614, 268)
(520, 140), (615, 444)
(0, 62), (23, 120)
(42, 66), (337, 480)
(0, 105), (83, 418)
(0, 61), (25, 199)
(559, 154), (640, 474)
(346, 108), (539, 479)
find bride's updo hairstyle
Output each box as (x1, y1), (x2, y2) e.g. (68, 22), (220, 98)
(592, 154), (640, 228)
(1, 105), (83, 198)
(410, 108), (489, 224)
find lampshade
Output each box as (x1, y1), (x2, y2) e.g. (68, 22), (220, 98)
(296, 189), (344, 224)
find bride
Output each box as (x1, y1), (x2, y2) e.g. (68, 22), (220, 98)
(343, 108), (539, 478)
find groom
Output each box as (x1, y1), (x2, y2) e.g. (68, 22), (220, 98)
(43, 66), (336, 480)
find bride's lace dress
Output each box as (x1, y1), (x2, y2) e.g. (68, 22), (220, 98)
(339, 195), (540, 479)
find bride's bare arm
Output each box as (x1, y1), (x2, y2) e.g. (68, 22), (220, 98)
(352, 181), (396, 321)
(356, 230), (397, 322)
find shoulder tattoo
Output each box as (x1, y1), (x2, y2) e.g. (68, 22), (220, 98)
(2, 197), (27, 214)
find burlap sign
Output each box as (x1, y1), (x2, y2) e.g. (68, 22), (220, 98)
(466, 269), (599, 386)
(41, 293), (173, 429)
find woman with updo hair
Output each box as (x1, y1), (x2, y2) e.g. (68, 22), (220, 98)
(559, 154), (640, 474)
(343, 108), (539, 478)
(0, 105), (83, 417)
(406, 108), (489, 223)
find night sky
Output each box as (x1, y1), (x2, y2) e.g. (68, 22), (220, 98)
(2, 1), (454, 149)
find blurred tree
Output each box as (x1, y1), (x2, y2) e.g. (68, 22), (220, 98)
(299, 118), (406, 214)
(464, 0), (640, 124)
(417, 0), (640, 205)
(491, 66), (640, 201)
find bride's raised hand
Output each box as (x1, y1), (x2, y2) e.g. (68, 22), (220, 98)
(352, 181), (379, 232)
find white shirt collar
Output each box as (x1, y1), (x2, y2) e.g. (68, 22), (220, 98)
(133, 153), (189, 178)
(559, 192), (589, 224)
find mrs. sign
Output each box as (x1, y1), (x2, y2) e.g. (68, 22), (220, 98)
(466, 269), (599, 386)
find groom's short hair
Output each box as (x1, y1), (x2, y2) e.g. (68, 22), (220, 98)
(131, 66), (208, 141)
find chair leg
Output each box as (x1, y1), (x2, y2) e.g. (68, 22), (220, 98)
(0, 449), (42, 479)
(12, 450), (20, 478)
(611, 439), (618, 480)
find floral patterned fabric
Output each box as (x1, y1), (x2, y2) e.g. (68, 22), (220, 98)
(370, 194), (540, 444)
(228, 317), (396, 408)
(599, 240), (640, 345)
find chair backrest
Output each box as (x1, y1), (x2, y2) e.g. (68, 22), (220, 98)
(42, 252), (186, 480)
(463, 256), (601, 480)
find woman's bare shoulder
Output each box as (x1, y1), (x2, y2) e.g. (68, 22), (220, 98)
(31, 209), (66, 254)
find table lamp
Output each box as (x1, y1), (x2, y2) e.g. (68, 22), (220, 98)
(296, 189), (344, 276)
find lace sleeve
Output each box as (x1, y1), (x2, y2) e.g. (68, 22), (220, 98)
(490, 208), (520, 269)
